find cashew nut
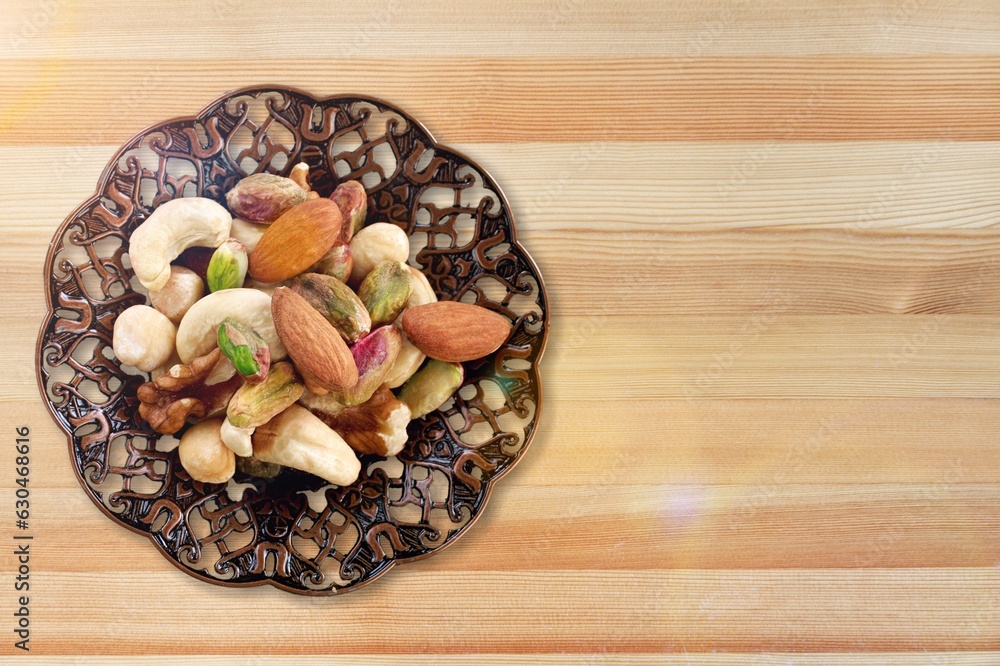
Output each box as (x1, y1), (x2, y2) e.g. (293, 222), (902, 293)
(149, 266), (204, 324)
(348, 222), (409, 285)
(252, 404), (360, 486)
(175, 288), (286, 364)
(220, 418), (254, 457)
(289, 162), (310, 191)
(112, 305), (177, 372)
(129, 197), (232, 291)
(178, 418), (236, 484)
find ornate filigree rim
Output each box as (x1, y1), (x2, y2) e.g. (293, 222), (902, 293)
(35, 85), (548, 595)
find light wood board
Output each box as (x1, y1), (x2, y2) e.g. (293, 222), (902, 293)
(1, 0), (999, 661)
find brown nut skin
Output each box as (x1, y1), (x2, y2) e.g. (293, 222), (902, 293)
(149, 266), (204, 324)
(226, 173), (307, 223)
(306, 385), (410, 457)
(137, 348), (243, 435)
(248, 198), (343, 283)
(401, 301), (511, 362)
(271, 287), (358, 395)
(173, 246), (215, 280)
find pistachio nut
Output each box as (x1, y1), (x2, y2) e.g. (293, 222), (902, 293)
(226, 173), (307, 223)
(330, 325), (402, 406)
(236, 455), (282, 479)
(383, 337), (425, 389)
(217, 317), (270, 383)
(405, 265), (438, 309)
(227, 361), (304, 429)
(398, 359), (464, 419)
(358, 260), (412, 327)
(312, 242), (353, 283)
(330, 180), (367, 241)
(206, 239), (248, 292)
(290, 273), (371, 344)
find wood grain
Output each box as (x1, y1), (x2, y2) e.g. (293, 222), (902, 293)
(2, 0), (999, 661)
(3, 0), (1000, 58)
(17, 570), (1000, 653)
(1, 57), (1000, 143)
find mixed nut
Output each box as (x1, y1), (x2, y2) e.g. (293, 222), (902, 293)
(113, 166), (511, 487)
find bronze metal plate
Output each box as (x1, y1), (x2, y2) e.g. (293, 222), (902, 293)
(35, 86), (547, 595)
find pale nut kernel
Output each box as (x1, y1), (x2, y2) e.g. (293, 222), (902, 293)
(252, 404), (361, 487)
(176, 288), (286, 364)
(128, 197), (232, 291)
(220, 418), (254, 457)
(405, 265), (438, 308)
(347, 222), (409, 285)
(383, 338), (425, 389)
(229, 217), (267, 253)
(178, 418), (236, 484)
(289, 162), (310, 191)
(148, 266), (204, 324)
(113, 305), (177, 372)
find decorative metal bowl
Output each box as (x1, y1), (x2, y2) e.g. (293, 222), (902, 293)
(35, 86), (547, 595)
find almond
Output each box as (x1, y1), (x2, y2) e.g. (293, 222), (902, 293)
(271, 287), (358, 395)
(248, 198), (343, 283)
(401, 301), (511, 363)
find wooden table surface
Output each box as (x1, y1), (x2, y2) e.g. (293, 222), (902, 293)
(2, 0), (1000, 663)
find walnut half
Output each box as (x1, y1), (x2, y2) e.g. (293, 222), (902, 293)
(302, 385), (410, 457)
(137, 348), (243, 435)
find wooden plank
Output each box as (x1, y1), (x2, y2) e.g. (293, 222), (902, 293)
(20, 315), (1000, 401)
(15, 654), (1000, 665)
(14, 398), (1000, 488)
(15, 570), (1000, 653)
(1, 57), (999, 143)
(3, 0), (1000, 59)
(14, 483), (1000, 571)
(5, 143), (1000, 233)
(542, 315), (1000, 399)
